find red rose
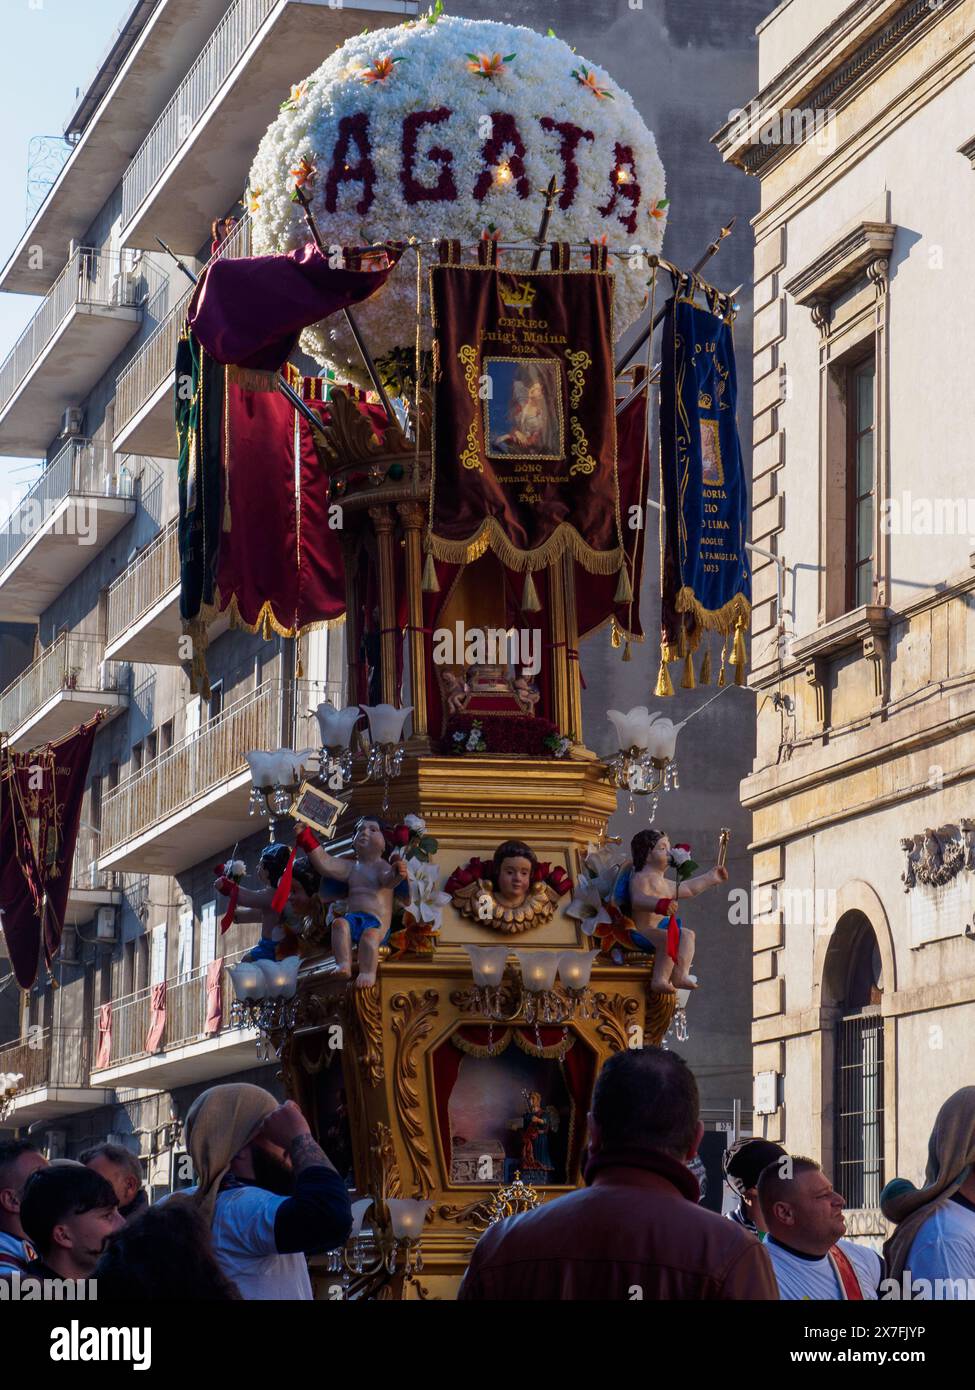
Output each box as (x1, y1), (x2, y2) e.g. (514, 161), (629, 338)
(391, 826), (411, 847)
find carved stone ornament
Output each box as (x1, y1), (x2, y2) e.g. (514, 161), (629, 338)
(451, 879), (560, 934)
(901, 823), (972, 891)
(390, 990), (439, 1197)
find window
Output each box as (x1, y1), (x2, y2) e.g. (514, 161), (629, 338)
(177, 909), (194, 979)
(829, 916), (885, 1210)
(208, 681), (224, 722)
(160, 719), (174, 754)
(107, 760), (120, 791)
(145, 730), (158, 764)
(200, 902), (217, 967)
(131, 741), (143, 774)
(150, 924), (167, 986)
(89, 774), (103, 833)
(846, 357), (876, 610)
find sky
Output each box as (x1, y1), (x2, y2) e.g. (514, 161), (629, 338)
(0, 0), (134, 509)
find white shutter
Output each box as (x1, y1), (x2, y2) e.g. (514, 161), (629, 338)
(177, 908), (194, 979)
(150, 924), (167, 986)
(200, 902), (217, 966)
(184, 696), (202, 740)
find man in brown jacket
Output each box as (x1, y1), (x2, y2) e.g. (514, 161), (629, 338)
(458, 1047), (778, 1301)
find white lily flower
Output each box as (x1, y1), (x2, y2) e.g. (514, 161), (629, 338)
(408, 861), (451, 928)
(403, 813), (426, 835)
(565, 875), (613, 934)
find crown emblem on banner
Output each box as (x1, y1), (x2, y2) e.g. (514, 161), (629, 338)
(499, 278), (537, 314)
(698, 390), (713, 410)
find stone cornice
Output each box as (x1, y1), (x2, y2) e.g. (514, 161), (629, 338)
(790, 603), (891, 661)
(785, 223), (895, 306)
(958, 133), (975, 167)
(713, 0), (965, 174)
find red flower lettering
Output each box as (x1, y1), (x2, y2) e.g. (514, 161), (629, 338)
(400, 108), (457, 205)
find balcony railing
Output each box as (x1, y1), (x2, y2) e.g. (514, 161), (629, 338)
(121, 0), (276, 226)
(98, 950), (248, 1070)
(0, 249), (163, 418)
(70, 826), (120, 893)
(0, 632), (125, 737)
(0, 439), (136, 576)
(101, 678), (281, 854)
(0, 1027), (91, 1094)
(106, 515), (180, 646)
(114, 214), (251, 437)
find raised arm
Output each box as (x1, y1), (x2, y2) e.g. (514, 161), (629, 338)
(295, 827), (352, 881)
(214, 877), (276, 909)
(675, 865), (729, 899)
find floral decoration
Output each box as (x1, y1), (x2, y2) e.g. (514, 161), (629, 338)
(572, 64), (613, 100)
(466, 51), (515, 78)
(247, 15), (666, 386)
(281, 79), (309, 111)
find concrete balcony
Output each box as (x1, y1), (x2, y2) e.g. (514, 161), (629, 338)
(0, 441), (138, 622)
(88, 950), (259, 1090)
(0, 249), (166, 457)
(0, 633), (129, 752)
(0, 1029), (113, 1128)
(65, 827), (122, 929)
(120, 0), (411, 253)
(0, 0), (239, 297)
(113, 215), (251, 458)
(99, 678), (283, 874)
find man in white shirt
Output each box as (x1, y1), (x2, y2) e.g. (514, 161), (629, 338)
(0, 1140), (47, 1276)
(757, 1155), (883, 1300)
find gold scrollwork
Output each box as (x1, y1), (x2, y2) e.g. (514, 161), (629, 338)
(593, 992), (640, 1052)
(369, 1122), (403, 1213)
(458, 345), (483, 472)
(390, 990), (440, 1197)
(564, 348), (591, 410)
(346, 983), (385, 1088)
(568, 417), (597, 476)
(644, 986), (678, 1048)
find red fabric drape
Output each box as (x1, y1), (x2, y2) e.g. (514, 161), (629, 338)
(204, 959), (224, 1036)
(95, 1003), (112, 1070)
(0, 716), (100, 987)
(558, 1028), (597, 1179)
(144, 983), (167, 1054)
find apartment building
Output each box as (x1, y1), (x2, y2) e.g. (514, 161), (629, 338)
(714, 0), (975, 1243)
(0, 0), (410, 1185)
(0, 0), (773, 1192)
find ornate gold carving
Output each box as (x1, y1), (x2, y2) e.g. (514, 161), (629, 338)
(593, 992), (640, 1052)
(458, 345), (483, 472)
(643, 988), (678, 1048)
(439, 1170), (541, 1231)
(564, 348), (591, 410)
(346, 983), (385, 1087)
(568, 416), (597, 476)
(314, 385), (432, 469)
(451, 879), (560, 933)
(390, 989), (439, 1197)
(368, 1122), (403, 1213)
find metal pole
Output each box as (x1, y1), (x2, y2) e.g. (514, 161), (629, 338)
(529, 176), (560, 271)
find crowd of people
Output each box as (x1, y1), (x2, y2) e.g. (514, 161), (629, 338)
(1, 1053), (973, 1301)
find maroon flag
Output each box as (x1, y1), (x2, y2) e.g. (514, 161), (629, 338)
(0, 716), (100, 988)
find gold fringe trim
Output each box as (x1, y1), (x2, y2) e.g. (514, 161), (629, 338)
(451, 1029), (512, 1058)
(654, 658), (674, 698)
(512, 1029), (576, 1060)
(681, 651), (696, 690)
(674, 585), (751, 636)
(717, 634), (729, 687)
(427, 517), (623, 576)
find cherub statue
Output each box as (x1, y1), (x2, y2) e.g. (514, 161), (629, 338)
(214, 844), (331, 961)
(442, 669), (470, 717)
(447, 840), (571, 933)
(624, 829), (728, 994)
(512, 673), (540, 715)
(296, 818), (409, 988)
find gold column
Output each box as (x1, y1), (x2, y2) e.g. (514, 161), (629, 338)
(547, 559), (571, 736)
(368, 505), (399, 706)
(561, 552), (584, 740)
(396, 500), (428, 737)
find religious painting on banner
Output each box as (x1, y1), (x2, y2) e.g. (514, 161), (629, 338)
(657, 292), (751, 694)
(0, 716), (101, 988)
(427, 244), (626, 592)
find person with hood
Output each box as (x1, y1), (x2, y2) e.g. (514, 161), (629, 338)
(881, 1085), (975, 1298)
(723, 1136), (788, 1237)
(176, 1083), (352, 1299)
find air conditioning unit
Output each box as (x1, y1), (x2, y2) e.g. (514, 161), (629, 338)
(95, 906), (118, 943)
(59, 926), (79, 965)
(60, 407), (84, 437)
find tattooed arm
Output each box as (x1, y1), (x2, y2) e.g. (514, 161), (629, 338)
(259, 1102), (351, 1254)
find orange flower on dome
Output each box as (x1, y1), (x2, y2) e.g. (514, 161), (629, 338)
(650, 197), (671, 221)
(290, 156), (317, 190)
(465, 51), (515, 78)
(280, 79), (309, 111)
(246, 187), (262, 214)
(591, 234), (614, 267)
(572, 65), (613, 100)
(360, 55), (404, 84)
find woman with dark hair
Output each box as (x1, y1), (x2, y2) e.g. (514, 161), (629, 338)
(94, 1196), (241, 1300)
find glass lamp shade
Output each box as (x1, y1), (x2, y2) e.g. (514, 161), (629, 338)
(386, 1197), (431, 1240)
(228, 962), (267, 1001)
(360, 703), (412, 744)
(463, 944), (509, 987)
(245, 750), (278, 788)
(646, 715), (684, 762)
(514, 950), (561, 993)
(349, 1197), (374, 1237)
(316, 703), (362, 749)
(676, 974), (697, 1009)
(606, 706), (651, 752)
(557, 950), (596, 990)
(257, 955), (300, 999)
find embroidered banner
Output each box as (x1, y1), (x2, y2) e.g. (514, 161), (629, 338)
(0, 716), (101, 988)
(658, 294), (751, 689)
(428, 254), (624, 578)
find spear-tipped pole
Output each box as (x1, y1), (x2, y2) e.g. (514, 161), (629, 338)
(155, 236), (198, 288)
(529, 175), (561, 271)
(614, 216), (737, 378)
(292, 183), (397, 428)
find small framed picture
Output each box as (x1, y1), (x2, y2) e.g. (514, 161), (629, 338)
(289, 782), (344, 838)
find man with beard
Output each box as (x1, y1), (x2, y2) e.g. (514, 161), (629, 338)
(177, 1083), (352, 1299)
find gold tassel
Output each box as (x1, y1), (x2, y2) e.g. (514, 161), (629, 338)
(622, 641), (632, 662)
(421, 550), (440, 593)
(677, 624), (688, 659)
(296, 636), (304, 679)
(717, 635), (729, 688)
(681, 651), (696, 689)
(654, 658), (674, 698)
(732, 618), (747, 667)
(610, 617), (622, 650)
(261, 610), (272, 642)
(522, 570), (541, 612)
(699, 645), (712, 685)
(614, 564), (632, 603)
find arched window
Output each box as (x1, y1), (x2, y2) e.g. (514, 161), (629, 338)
(824, 911), (885, 1210)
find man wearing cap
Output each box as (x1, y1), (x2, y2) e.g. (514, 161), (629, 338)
(176, 1083), (352, 1300)
(723, 1137), (787, 1239)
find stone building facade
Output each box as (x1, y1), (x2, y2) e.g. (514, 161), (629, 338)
(715, 0), (975, 1237)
